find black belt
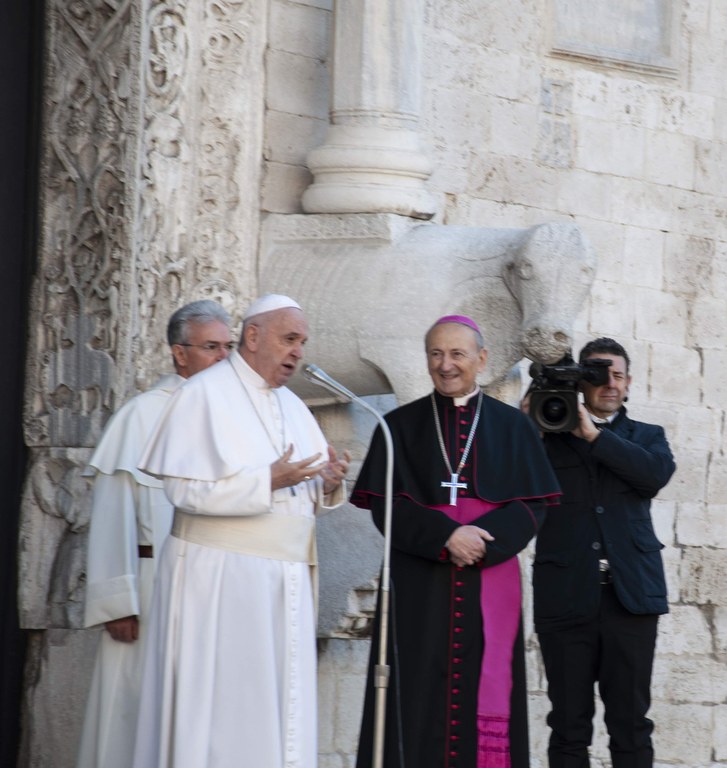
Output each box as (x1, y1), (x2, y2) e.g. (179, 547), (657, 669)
(138, 545), (154, 558)
(599, 558), (612, 585)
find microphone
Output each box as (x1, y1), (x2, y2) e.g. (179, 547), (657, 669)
(302, 362), (394, 768)
(302, 364), (357, 402)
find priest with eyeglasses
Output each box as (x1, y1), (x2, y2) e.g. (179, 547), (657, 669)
(352, 315), (561, 768)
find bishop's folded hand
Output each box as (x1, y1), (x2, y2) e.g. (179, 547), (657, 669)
(445, 525), (494, 567)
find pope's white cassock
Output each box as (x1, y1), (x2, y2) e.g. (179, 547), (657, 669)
(77, 373), (184, 768)
(132, 351), (344, 768)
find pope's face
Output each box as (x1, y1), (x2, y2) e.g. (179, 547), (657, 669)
(172, 319), (233, 378)
(245, 308), (308, 388)
(581, 353), (631, 419)
(426, 323), (487, 398)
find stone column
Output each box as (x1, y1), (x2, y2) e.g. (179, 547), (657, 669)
(302, 0), (435, 219)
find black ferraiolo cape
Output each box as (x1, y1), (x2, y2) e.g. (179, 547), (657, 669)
(352, 390), (561, 768)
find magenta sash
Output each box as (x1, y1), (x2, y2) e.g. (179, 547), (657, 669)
(433, 498), (521, 768)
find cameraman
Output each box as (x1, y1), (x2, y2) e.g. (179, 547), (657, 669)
(532, 337), (675, 768)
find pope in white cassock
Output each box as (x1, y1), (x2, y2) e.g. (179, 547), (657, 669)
(77, 300), (234, 768)
(132, 294), (350, 768)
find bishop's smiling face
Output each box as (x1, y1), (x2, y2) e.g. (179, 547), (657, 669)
(425, 322), (488, 398)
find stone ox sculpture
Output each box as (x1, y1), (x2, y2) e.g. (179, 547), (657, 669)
(260, 215), (596, 405)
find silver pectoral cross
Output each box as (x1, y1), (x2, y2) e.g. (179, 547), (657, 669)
(441, 473), (467, 506)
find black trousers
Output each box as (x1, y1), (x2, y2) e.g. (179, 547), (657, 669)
(537, 583), (659, 768)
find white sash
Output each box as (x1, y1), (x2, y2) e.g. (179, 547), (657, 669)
(171, 509), (317, 565)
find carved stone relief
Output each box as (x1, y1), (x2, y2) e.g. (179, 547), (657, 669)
(25, 0), (141, 450)
(21, 0), (266, 631)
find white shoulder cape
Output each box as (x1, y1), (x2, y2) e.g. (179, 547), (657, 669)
(139, 353), (329, 482)
(84, 374), (185, 488)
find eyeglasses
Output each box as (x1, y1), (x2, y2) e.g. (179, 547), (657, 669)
(177, 342), (236, 353)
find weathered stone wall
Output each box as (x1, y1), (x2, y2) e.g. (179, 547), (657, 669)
(260, 1), (725, 766)
(19, 0), (726, 766)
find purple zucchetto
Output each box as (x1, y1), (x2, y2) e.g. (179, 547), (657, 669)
(433, 314), (482, 335)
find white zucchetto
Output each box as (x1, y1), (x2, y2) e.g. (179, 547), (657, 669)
(242, 294), (302, 320)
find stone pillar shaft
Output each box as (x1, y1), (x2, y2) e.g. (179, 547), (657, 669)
(302, 0), (435, 219)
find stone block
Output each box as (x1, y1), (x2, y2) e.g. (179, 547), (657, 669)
(609, 77), (662, 128)
(573, 117), (612, 173)
(716, 97), (727, 142)
(677, 502), (727, 548)
(651, 500), (676, 547)
(576, 117), (646, 177)
(664, 233), (715, 297)
(472, 48), (528, 102)
(633, 289), (689, 345)
(711, 239), (727, 297)
(467, 154), (559, 211)
(489, 98), (538, 158)
(428, 149), (470, 196)
(588, 280), (636, 337)
(662, 540), (681, 598)
(266, 49), (330, 119)
(20, 629), (99, 768)
(680, 548), (727, 605)
(261, 161), (312, 213)
(541, 78), (573, 117)
(648, 344), (701, 403)
(317, 638), (368, 763)
(655, 90), (715, 139)
(318, 755), (346, 768)
(265, 110), (327, 166)
(294, 0), (332, 9)
(656, 606), (711, 654)
(439, 0), (538, 54)
(632, 403), (678, 444)
(674, 405), (722, 453)
(688, 33), (725, 99)
(269, 0), (331, 59)
(526, 638), (546, 685)
(556, 170), (613, 220)
(690, 295), (727, 349)
(333, 672), (367, 751)
(707, 452), (727, 504)
(622, 225), (666, 288)
(571, 70), (610, 119)
(527, 692), (551, 763)
(671, 187), (727, 240)
(317, 657), (336, 751)
(716, 702), (727, 761)
(714, 607), (727, 654)
(653, 654), (727, 703)
(650, 702), (713, 764)
(644, 129), (695, 189)
(611, 178), (673, 231)
(703, 350), (727, 408)
(665, 449), (706, 504)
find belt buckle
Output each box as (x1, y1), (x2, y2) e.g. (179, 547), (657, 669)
(598, 558), (611, 584)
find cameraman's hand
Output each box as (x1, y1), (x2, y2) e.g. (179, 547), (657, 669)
(571, 403), (600, 443)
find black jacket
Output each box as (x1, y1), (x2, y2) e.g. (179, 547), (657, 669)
(533, 407), (676, 633)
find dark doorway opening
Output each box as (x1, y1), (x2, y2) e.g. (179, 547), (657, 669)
(0, 0), (43, 764)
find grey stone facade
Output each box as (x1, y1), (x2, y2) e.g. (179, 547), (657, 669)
(17, 0), (727, 766)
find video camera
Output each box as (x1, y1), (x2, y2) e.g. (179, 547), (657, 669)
(527, 354), (611, 432)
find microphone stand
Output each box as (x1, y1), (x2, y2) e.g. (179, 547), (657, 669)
(302, 365), (393, 768)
